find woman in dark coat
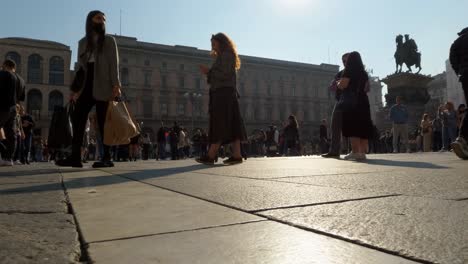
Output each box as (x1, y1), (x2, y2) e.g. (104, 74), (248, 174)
(337, 51), (373, 161)
(197, 33), (247, 165)
(283, 115), (300, 156)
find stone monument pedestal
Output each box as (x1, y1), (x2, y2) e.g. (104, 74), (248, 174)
(376, 73), (433, 131)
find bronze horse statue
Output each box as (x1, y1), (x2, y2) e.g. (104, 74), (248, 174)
(394, 35), (422, 74)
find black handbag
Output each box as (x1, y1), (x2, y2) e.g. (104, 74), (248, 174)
(48, 103), (74, 152)
(70, 68), (84, 93)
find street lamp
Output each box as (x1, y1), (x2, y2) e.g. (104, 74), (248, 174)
(184, 92), (203, 132)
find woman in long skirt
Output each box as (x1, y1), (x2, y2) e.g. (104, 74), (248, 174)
(197, 33), (247, 165)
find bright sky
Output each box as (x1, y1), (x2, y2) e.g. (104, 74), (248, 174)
(1, 0), (466, 80)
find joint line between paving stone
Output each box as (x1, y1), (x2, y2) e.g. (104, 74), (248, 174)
(0, 210), (57, 214)
(86, 219), (269, 245)
(256, 214), (432, 264)
(59, 170), (92, 263)
(250, 194), (402, 213)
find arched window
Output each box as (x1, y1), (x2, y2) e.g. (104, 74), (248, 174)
(28, 54), (43, 84)
(49, 56), (64, 85)
(27, 89), (42, 120)
(121, 67), (129, 86)
(48, 90), (64, 117)
(5, 51), (21, 74)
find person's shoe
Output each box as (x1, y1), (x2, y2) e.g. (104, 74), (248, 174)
(195, 156), (216, 165)
(223, 157), (243, 165)
(451, 137), (468, 160)
(56, 158), (83, 168)
(0, 160), (13, 166)
(344, 152), (360, 160)
(92, 160), (115, 168)
(14, 160), (23, 165)
(321, 153), (340, 159)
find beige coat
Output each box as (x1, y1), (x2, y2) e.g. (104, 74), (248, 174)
(76, 35), (121, 101)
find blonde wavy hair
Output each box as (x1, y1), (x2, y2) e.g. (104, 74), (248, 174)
(211, 33), (241, 71)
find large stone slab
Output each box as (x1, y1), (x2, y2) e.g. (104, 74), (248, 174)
(0, 213), (80, 264)
(272, 169), (468, 200)
(62, 171), (262, 243)
(89, 221), (417, 264)
(0, 164), (62, 185)
(118, 171), (395, 211)
(0, 182), (67, 213)
(260, 197), (468, 264)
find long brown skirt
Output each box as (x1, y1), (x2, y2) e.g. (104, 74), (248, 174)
(209, 87), (247, 144)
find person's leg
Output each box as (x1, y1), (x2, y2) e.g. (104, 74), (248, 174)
(22, 133), (32, 164)
(402, 124), (409, 152)
(442, 126), (449, 150)
(451, 77), (468, 158)
(349, 137), (358, 153)
(449, 127), (457, 147)
(459, 78), (468, 139)
(70, 98), (94, 162)
(392, 124), (399, 153)
(0, 112), (17, 162)
(329, 104), (342, 154)
(230, 139), (242, 159)
(207, 143), (221, 159)
(95, 101), (111, 162)
(360, 139), (369, 154)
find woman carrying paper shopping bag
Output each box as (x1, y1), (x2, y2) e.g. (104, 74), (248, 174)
(56, 10), (121, 168)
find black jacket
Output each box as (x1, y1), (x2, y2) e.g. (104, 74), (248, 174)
(450, 27), (468, 77)
(0, 70), (17, 112)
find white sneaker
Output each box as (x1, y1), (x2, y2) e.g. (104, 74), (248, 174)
(0, 160), (13, 166)
(14, 161), (23, 165)
(451, 137), (468, 160)
(344, 152), (360, 160)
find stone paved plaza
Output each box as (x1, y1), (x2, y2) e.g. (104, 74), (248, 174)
(0, 153), (467, 263)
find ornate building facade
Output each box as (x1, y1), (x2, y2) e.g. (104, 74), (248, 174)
(1, 35), (340, 141)
(115, 35), (339, 140)
(0, 37), (72, 139)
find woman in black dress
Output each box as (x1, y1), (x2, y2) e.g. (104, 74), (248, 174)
(197, 33), (247, 165)
(337, 51), (373, 161)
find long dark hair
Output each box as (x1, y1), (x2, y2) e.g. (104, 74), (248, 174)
(85, 10), (105, 54)
(344, 51), (368, 91)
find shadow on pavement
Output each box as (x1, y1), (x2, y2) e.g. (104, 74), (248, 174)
(0, 164), (207, 194)
(0, 168), (84, 177)
(365, 159), (449, 169)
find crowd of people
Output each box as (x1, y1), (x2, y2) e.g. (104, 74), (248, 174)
(1, 11), (467, 167)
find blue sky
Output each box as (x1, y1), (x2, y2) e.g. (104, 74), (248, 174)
(1, 0), (466, 80)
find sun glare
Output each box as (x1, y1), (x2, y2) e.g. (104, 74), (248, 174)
(275, 0), (315, 11)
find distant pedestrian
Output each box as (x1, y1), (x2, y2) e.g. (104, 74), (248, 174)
(439, 101), (457, 151)
(283, 115), (300, 156)
(389, 96), (409, 153)
(420, 113), (432, 152)
(319, 119), (329, 154)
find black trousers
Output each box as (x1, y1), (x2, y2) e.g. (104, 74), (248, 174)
(460, 77), (468, 139)
(71, 63), (110, 161)
(0, 111), (16, 160)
